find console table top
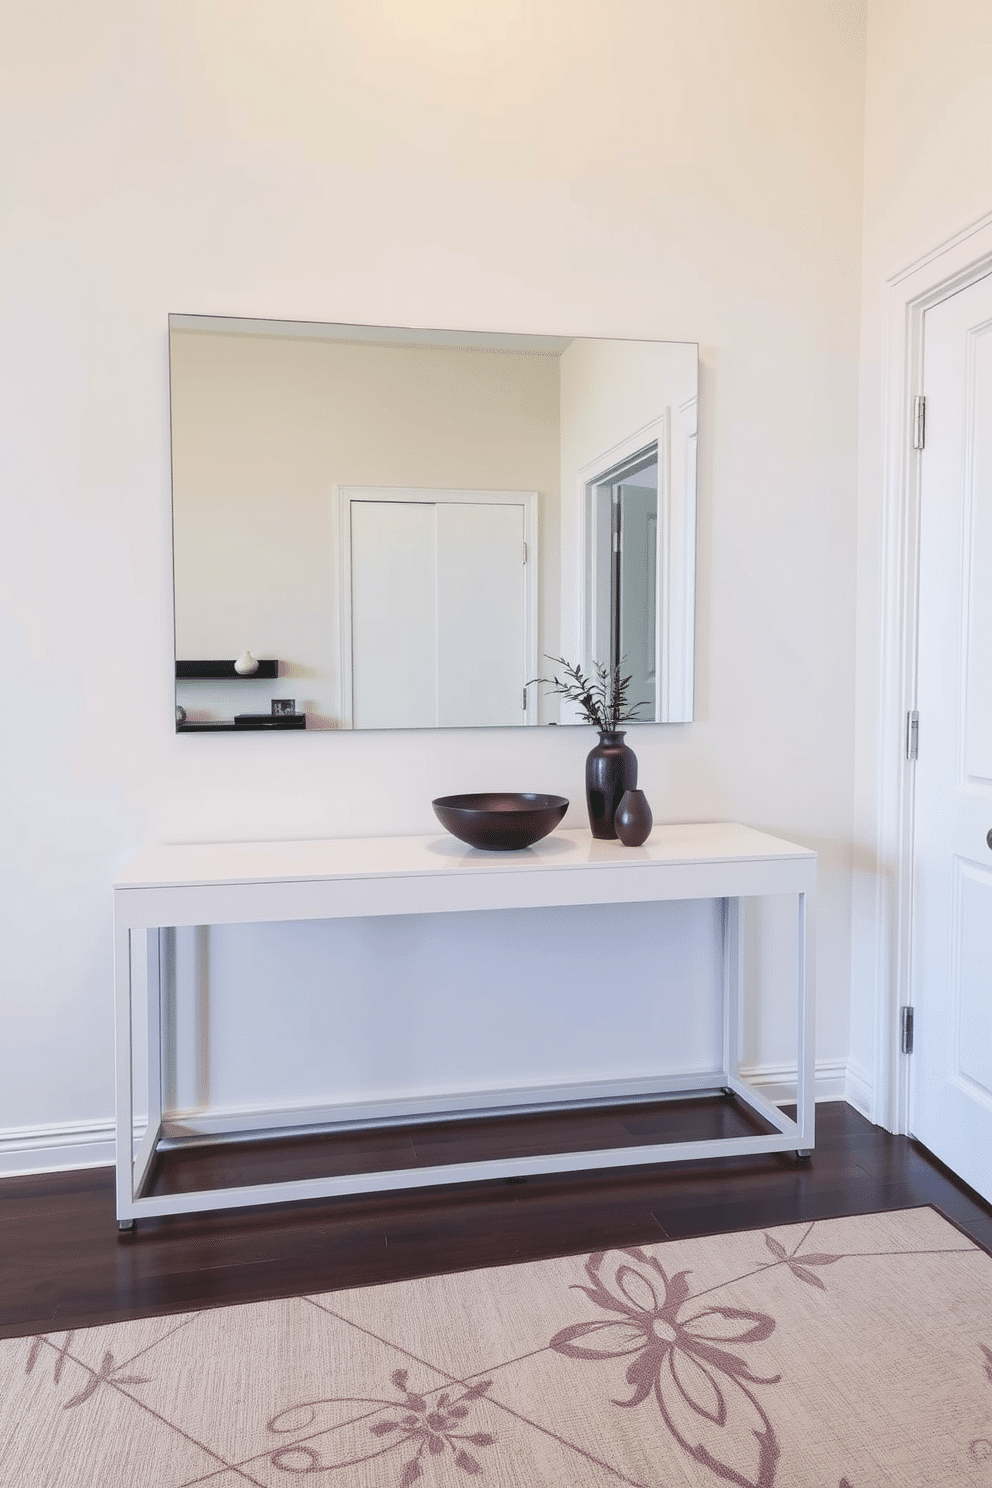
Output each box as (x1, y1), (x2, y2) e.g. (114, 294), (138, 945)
(115, 822), (814, 892)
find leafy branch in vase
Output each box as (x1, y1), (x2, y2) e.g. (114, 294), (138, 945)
(533, 657), (648, 730)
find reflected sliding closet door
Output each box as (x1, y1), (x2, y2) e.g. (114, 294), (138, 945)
(350, 498), (527, 729)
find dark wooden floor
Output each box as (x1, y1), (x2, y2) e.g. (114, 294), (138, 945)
(2, 1098), (991, 1343)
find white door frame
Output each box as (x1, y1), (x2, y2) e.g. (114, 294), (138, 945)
(869, 206), (992, 1134)
(574, 412), (695, 724)
(335, 485), (539, 730)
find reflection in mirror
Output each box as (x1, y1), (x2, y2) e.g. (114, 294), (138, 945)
(169, 315), (697, 731)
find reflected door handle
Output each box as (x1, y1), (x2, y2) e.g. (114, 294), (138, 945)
(987, 828), (992, 851)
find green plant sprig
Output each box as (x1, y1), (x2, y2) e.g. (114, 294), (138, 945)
(532, 656), (648, 730)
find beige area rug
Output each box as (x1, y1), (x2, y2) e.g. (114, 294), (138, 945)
(4, 1208), (992, 1488)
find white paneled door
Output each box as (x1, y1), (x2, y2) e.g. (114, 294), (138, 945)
(910, 273), (992, 1202)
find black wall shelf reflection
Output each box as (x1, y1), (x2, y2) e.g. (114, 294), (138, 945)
(176, 659), (279, 680)
(177, 714), (305, 733)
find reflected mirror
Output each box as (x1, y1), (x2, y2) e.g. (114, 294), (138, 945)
(170, 315), (697, 732)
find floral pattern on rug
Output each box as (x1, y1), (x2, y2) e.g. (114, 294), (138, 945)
(2, 1207), (990, 1488)
(266, 1369), (496, 1481)
(25, 1333), (152, 1408)
(550, 1247), (781, 1487)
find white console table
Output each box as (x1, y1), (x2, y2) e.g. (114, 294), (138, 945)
(113, 823), (815, 1228)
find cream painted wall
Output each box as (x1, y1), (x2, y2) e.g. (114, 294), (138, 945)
(0, 1), (866, 1165)
(557, 335), (697, 668)
(559, 338), (697, 480)
(170, 329), (560, 726)
(850, 1), (992, 1106)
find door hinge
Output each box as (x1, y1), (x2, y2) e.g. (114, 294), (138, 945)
(913, 394), (926, 450)
(522, 687), (527, 711)
(906, 710), (919, 761)
(522, 542), (527, 565)
(900, 1005), (914, 1055)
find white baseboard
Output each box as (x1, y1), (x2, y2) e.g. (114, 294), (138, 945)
(0, 1061), (859, 1177)
(844, 1058), (873, 1117)
(161, 1070), (729, 1143)
(0, 1119), (116, 1177)
(737, 1058), (849, 1106)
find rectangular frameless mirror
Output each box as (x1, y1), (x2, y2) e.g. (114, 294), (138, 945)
(169, 315), (697, 732)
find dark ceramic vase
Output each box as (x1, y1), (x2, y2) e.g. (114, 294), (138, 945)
(585, 730), (637, 839)
(614, 788), (653, 846)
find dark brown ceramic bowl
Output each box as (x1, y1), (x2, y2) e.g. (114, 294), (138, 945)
(432, 792), (569, 851)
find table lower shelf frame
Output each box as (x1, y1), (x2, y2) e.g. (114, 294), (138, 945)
(113, 827), (816, 1228)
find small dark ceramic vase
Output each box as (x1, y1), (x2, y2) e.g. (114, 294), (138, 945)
(614, 788), (653, 847)
(585, 730), (637, 839)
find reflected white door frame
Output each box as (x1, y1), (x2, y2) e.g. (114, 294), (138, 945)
(575, 410), (696, 724)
